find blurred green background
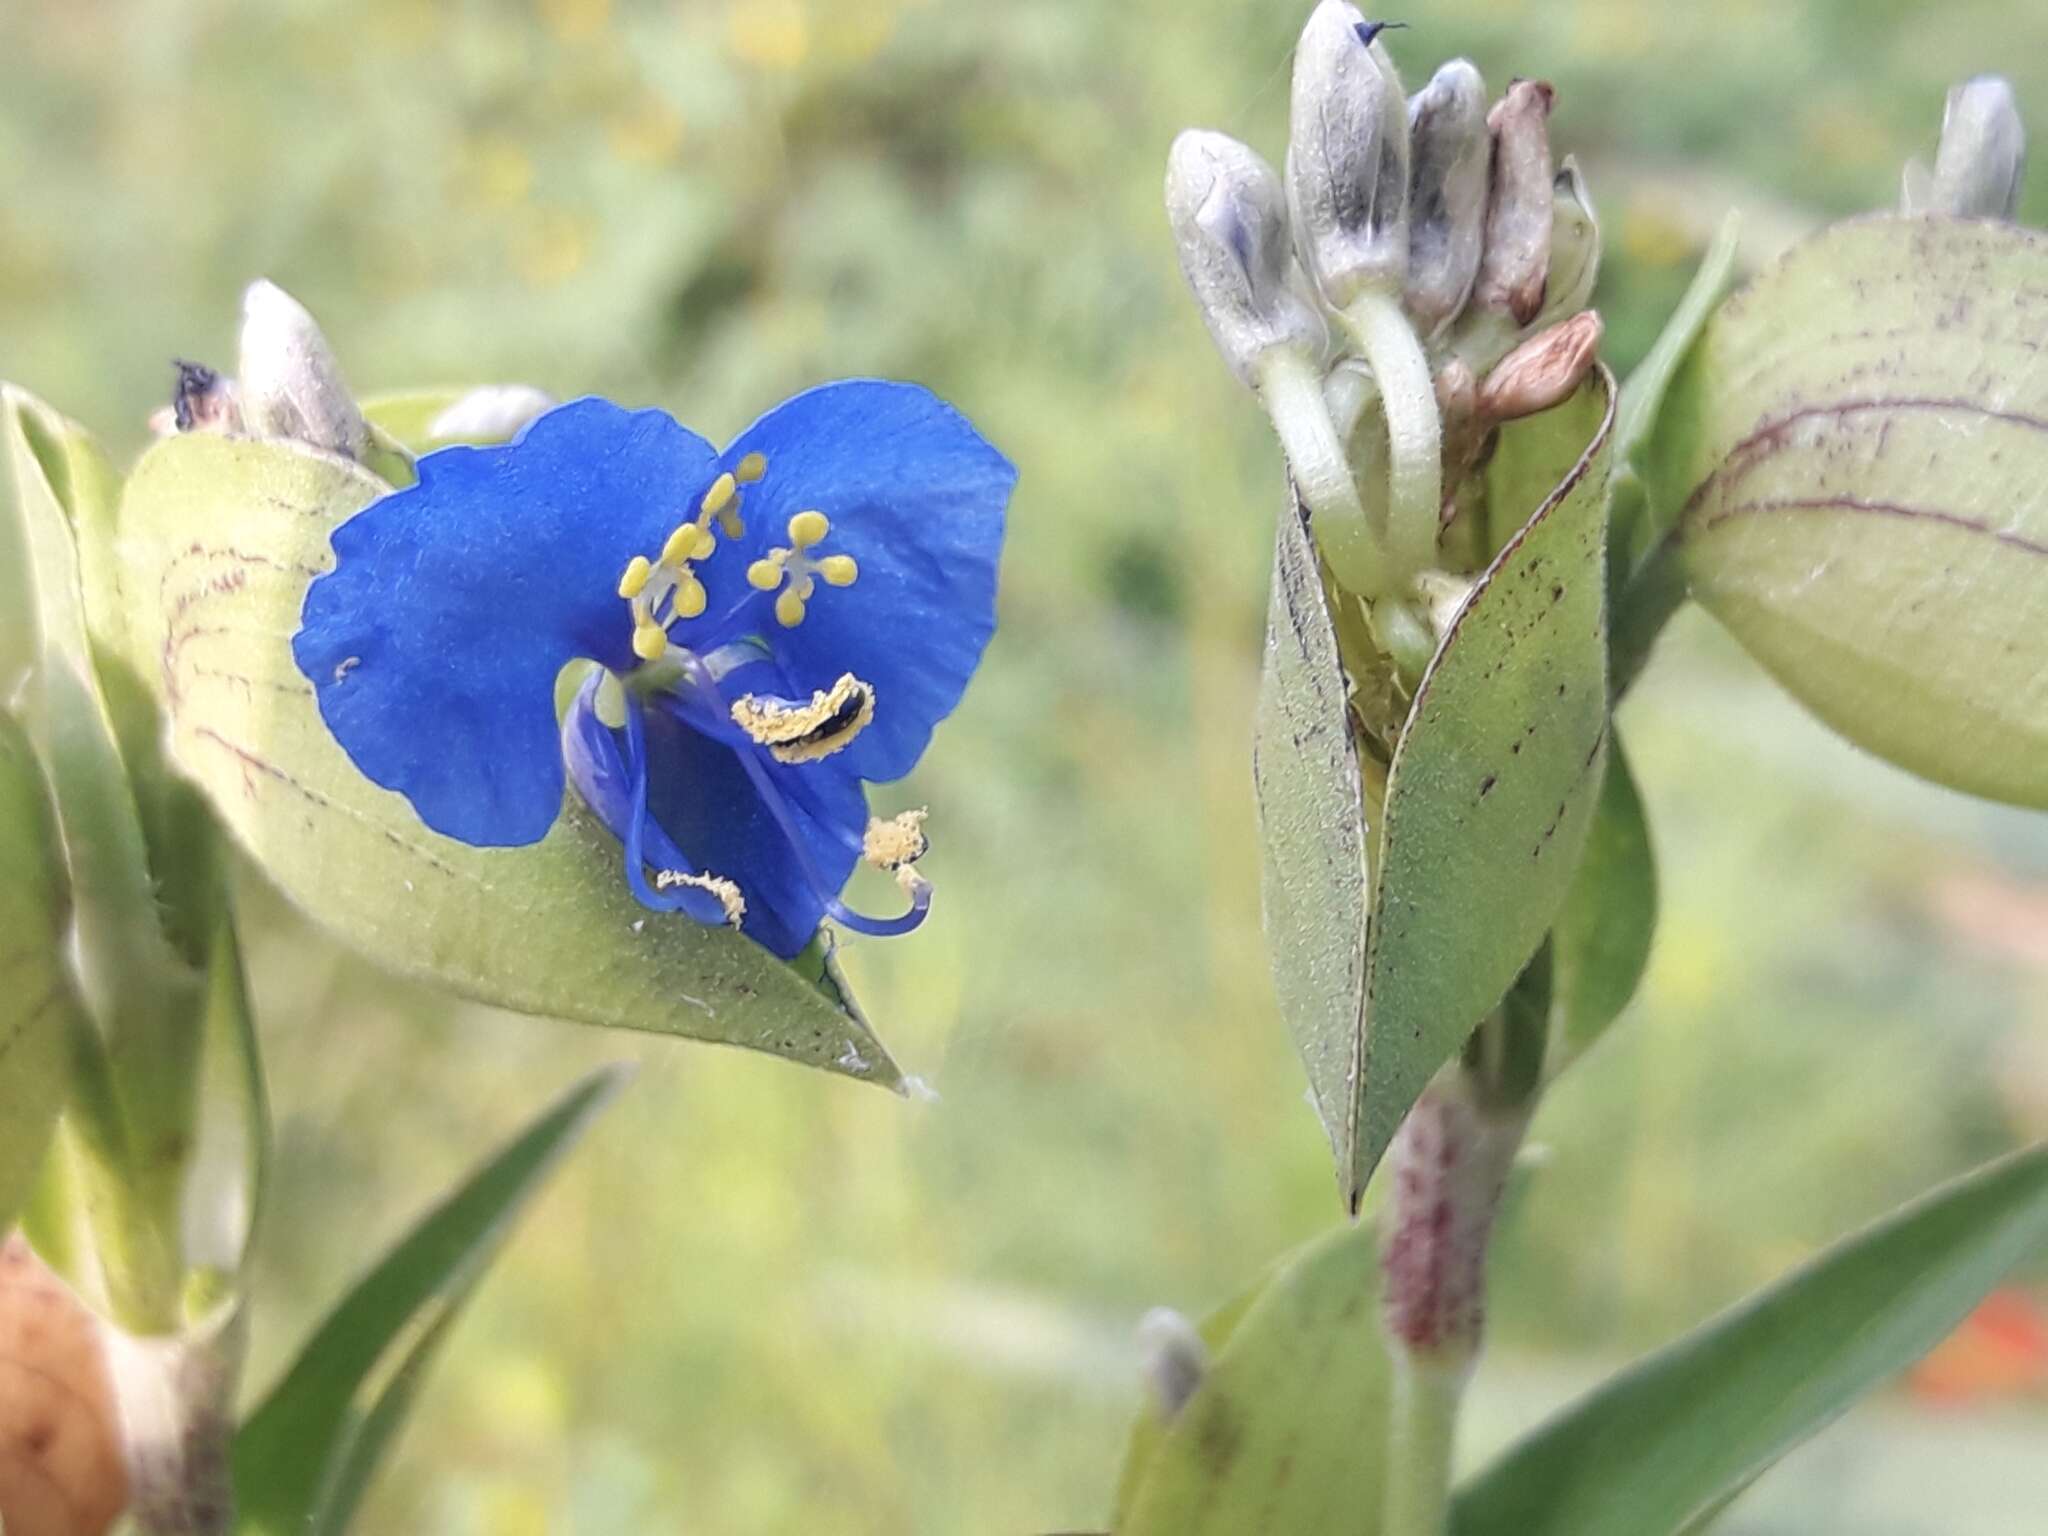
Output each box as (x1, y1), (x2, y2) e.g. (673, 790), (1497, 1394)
(7, 0), (2048, 1531)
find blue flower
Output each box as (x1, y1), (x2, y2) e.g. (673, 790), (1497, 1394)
(292, 382), (1015, 959)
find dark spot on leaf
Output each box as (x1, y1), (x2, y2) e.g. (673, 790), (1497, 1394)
(1196, 1398), (1243, 1474)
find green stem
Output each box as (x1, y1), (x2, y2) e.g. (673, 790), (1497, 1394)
(1383, 1352), (1465, 1536)
(1255, 346), (1387, 599)
(1339, 287), (1442, 584)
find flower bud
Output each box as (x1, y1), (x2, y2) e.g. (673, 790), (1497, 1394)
(1929, 76), (2026, 220)
(1471, 79), (1555, 327)
(1403, 59), (1491, 334)
(1477, 309), (1603, 422)
(1534, 157), (1600, 328)
(1285, 0), (1412, 306)
(236, 279), (369, 460)
(1166, 129), (1325, 385)
(427, 384), (558, 444)
(1136, 1306), (1209, 1420)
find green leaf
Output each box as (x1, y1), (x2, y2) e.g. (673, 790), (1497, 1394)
(233, 1066), (627, 1535)
(1615, 215), (1745, 520)
(5, 387), (209, 1330)
(0, 710), (80, 1234)
(1647, 215), (2048, 808)
(1547, 735), (1656, 1071)
(1608, 212), (1743, 614)
(1119, 1219), (1390, 1536)
(1257, 373), (1616, 1209)
(1353, 370), (1615, 1207)
(114, 431), (901, 1086)
(1451, 1141), (2048, 1536)
(1110, 1282), (1266, 1527)
(1253, 497), (1369, 1176)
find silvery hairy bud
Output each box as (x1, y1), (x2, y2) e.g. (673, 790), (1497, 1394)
(1166, 130), (1325, 385)
(1911, 76), (2026, 220)
(1535, 157), (1600, 327)
(1136, 1306), (1209, 1421)
(427, 384), (558, 444)
(1404, 59), (1491, 334)
(236, 278), (370, 460)
(1471, 79), (1555, 326)
(1286, 0), (1412, 306)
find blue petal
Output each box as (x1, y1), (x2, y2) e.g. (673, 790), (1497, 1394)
(294, 398), (719, 846)
(642, 701), (868, 959)
(559, 675), (734, 927)
(721, 380), (1015, 783)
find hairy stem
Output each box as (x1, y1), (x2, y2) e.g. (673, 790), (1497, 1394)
(1256, 346), (1387, 599)
(1340, 287), (1443, 584)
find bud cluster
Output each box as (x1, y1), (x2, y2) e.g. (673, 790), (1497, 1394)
(1165, 1), (1605, 606)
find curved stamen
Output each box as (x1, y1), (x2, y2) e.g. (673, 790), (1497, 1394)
(726, 742), (931, 938)
(614, 694), (744, 926)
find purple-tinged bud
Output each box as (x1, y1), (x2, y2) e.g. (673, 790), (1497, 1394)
(1470, 79), (1555, 327)
(1286, 0), (1412, 306)
(1404, 59), (1491, 333)
(1136, 1306), (1209, 1420)
(1166, 130), (1325, 385)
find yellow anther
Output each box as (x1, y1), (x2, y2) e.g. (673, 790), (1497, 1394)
(735, 451), (768, 484)
(700, 471), (737, 517)
(746, 555), (785, 591)
(662, 522), (713, 567)
(774, 588), (807, 628)
(617, 555), (653, 599)
(717, 505), (746, 540)
(787, 510), (830, 549)
(632, 621), (669, 661)
(816, 554), (859, 587)
(670, 576), (707, 619)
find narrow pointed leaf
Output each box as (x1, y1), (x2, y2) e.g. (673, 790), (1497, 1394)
(1120, 1219), (1390, 1536)
(1451, 1142), (2048, 1536)
(233, 1066), (627, 1534)
(0, 712), (78, 1232)
(4, 386), (208, 1202)
(1254, 497), (1369, 1169)
(1351, 370), (1615, 1206)
(1547, 735), (1655, 1071)
(1647, 216), (2048, 808)
(114, 432), (901, 1085)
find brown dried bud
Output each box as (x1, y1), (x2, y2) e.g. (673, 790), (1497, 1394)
(1471, 79), (1555, 326)
(1477, 309), (1603, 423)
(0, 1236), (128, 1536)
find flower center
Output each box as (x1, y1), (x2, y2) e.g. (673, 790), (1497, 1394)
(613, 451), (863, 660)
